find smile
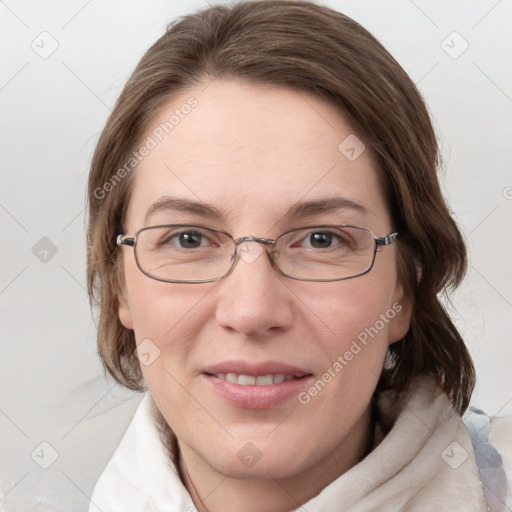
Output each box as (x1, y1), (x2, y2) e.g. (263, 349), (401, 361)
(202, 362), (313, 409)
(213, 373), (297, 385)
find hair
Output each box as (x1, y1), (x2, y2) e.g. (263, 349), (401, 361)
(87, 0), (475, 413)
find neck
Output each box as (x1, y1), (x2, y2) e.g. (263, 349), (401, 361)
(173, 404), (374, 512)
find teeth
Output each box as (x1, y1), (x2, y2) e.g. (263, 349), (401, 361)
(238, 375), (256, 385)
(226, 373), (238, 383)
(256, 375), (273, 386)
(216, 373), (296, 385)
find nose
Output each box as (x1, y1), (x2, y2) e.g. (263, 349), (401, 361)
(214, 240), (294, 338)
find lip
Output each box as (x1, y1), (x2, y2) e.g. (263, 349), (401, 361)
(203, 360), (311, 377)
(201, 360), (313, 410)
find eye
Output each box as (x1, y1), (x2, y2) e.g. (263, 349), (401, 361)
(176, 231), (205, 248)
(300, 230), (347, 249)
(161, 230), (213, 249)
(307, 231), (334, 249)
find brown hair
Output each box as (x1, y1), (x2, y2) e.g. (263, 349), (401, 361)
(87, 0), (475, 413)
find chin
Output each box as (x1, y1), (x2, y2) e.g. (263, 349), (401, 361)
(194, 429), (319, 480)
(211, 449), (312, 481)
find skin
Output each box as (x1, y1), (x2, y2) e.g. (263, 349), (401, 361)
(118, 79), (410, 512)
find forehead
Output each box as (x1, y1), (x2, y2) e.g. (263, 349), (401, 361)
(125, 80), (390, 233)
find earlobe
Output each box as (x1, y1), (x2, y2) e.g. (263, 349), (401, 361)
(118, 291), (134, 330)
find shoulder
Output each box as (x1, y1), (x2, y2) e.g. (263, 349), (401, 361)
(463, 407), (512, 511)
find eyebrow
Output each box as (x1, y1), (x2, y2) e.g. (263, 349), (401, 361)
(144, 197), (223, 225)
(281, 197), (368, 220)
(144, 195), (368, 225)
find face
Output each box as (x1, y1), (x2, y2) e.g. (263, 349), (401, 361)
(118, 80), (409, 481)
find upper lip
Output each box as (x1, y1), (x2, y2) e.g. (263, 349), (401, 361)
(202, 360), (312, 377)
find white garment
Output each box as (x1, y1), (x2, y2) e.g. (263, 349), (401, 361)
(89, 376), (512, 512)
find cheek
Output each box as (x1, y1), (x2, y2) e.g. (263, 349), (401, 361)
(124, 243), (211, 336)
(298, 284), (398, 412)
(306, 275), (399, 350)
(295, 275), (401, 405)
(125, 274), (213, 375)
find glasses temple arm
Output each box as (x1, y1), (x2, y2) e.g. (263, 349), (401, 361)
(375, 232), (398, 246)
(117, 234), (135, 247)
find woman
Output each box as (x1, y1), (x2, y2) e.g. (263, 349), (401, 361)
(86, 1), (510, 510)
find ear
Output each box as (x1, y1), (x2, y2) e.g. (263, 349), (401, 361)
(387, 285), (412, 345)
(118, 287), (134, 330)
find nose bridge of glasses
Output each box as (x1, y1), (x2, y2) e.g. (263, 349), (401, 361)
(234, 236), (276, 247)
(232, 236), (277, 266)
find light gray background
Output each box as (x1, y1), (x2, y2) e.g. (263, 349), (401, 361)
(1, 0), (511, 510)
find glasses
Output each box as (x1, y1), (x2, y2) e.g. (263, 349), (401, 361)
(117, 224), (398, 283)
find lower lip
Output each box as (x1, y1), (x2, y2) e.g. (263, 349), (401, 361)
(202, 374), (313, 409)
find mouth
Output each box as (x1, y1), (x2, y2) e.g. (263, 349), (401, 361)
(208, 372), (303, 385)
(201, 361), (313, 409)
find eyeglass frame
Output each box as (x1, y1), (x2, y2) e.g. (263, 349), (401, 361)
(116, 223), (398, 284)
